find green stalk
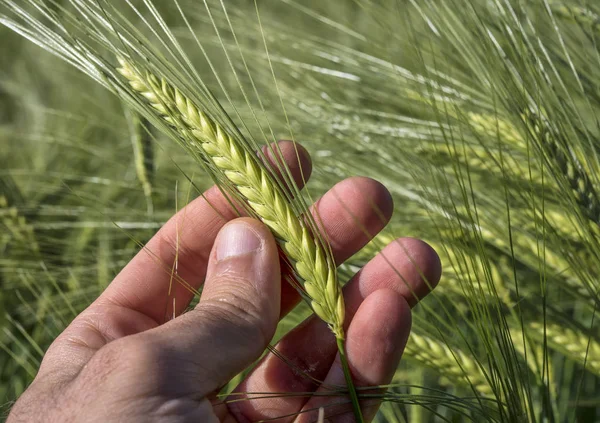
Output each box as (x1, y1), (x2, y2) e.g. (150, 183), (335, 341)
(336, 336), (364, 423)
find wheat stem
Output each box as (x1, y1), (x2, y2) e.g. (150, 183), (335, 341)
(337, 336), (364, 422)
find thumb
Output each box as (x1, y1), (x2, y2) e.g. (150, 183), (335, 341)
(152, 217), (281, 396)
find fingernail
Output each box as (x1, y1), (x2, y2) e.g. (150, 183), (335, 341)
(216, 221), (262, 261)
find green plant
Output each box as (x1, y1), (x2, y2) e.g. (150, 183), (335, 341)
(1, 0), (600, 421)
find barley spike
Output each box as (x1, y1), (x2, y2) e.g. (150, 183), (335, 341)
(525, 110), (600, 225)
(404, 333), (493, 396)
(116, 58), (345, 338)
(527, 322), (600, 377)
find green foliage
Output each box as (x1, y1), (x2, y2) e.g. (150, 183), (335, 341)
(1, 0), (600, 421)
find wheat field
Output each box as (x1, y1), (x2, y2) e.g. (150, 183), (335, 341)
(1, 1), (600, 421)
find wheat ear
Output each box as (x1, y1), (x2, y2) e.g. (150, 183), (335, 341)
(525, 110), (600, 225)
(117, 58), (364, 421)
(527, 322), (600, 377)
(404, 333), (493, 396)
(0, 195), (39, 254)
(116, 58), (345, 338)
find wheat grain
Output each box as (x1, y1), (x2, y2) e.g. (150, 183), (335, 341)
(116, 58), (345, 337)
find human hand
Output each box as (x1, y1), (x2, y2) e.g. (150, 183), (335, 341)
(8, 141), (441, 423)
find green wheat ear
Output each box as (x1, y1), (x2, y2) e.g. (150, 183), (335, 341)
(403, 333), (494, 397)
(116, 57), (345, 338)
(0, 195), (39, 254)
(117, 57), (364, 422)
(528, 322), (600, 376)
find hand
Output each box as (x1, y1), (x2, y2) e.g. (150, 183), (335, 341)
(8, 141), (441, 423)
